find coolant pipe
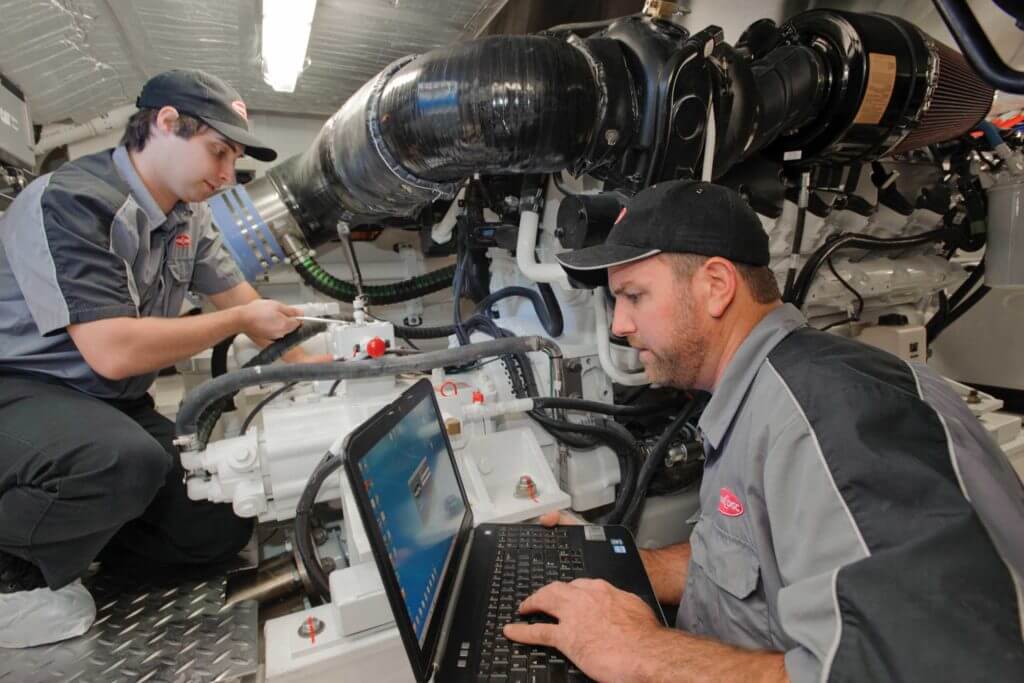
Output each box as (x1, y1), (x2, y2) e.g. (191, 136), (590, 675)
(592, 290), (648, 386)
(516, 207), (571, 287)
(463, 398), (537, 421)
(176, 336), (564, 448)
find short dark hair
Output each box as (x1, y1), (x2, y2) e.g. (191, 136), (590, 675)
(120, 108), (207, 153)
(668, 253), (781, 304)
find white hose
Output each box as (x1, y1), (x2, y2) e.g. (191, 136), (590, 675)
(592, 290), (648, 386)
(516, 209), (570, 286)
(463, 398), (536, 421)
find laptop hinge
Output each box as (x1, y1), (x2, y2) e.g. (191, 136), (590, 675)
(429, 529), (475, 680)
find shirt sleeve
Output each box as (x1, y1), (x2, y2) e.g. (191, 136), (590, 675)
(762, 386), (1024, 682)
(0, 175), (139, 335)
(189, 203), (245, 296)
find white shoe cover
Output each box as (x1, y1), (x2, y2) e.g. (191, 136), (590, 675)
(0, 579), (96, 648)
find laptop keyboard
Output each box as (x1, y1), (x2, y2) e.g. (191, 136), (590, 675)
(475, 526), (589, 682)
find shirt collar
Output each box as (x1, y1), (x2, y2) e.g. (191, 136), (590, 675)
(697, 303), (807, 452)
(112, 145), (181, 231)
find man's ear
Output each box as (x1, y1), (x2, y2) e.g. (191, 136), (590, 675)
(152, 106), (180, 137)
(700, 257), (738, 318)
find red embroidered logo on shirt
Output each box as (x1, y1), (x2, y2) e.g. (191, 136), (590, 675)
(718, 487), (744, 517)
(175, 233), (192, 248)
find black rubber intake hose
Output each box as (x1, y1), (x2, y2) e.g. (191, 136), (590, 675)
(268, 35), (619, 242)
(294, 256), (456, 305)
(177, 336), (564, 447)
(747, 45), (829, 156)
(193, 322), (328, 449)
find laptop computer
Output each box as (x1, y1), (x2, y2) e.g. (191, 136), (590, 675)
(342, 378), (665, 682)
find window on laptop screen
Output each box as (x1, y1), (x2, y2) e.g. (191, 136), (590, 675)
(357, 395), (467, 644)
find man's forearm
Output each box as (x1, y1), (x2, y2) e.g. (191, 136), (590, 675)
(208, 282), (307, 361)
(639, 542), (691, 605)
(639, 627), (788, 683)
(70, 310), (244, 380)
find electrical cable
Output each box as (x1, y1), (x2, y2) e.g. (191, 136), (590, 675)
(788, 229), (951, 309)
(532, 396), (670, 417)
(551, 171), (578, 197)
(620, 394), (704, 531)
(452, 238), (472, 346)
(948, 263), (985, 310)
(240, 382), (298, 434)
(926, 261), (987, 343)
(293, 450), (344, 600)
(820, 318), (854, 332)
(928, 284), (991, 343)
(825, 256), (864, 326)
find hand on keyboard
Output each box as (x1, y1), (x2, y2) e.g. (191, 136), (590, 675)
(503, 578), (663, 683)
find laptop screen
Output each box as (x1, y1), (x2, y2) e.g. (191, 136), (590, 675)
(354, 384), (469, 644)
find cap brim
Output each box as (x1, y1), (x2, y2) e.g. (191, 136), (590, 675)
(206, 120), (278, 162)
(555, 245), (661, 289)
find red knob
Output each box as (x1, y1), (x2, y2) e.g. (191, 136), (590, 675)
(472, 390), (484, 404)
(366, 337), (387, 358)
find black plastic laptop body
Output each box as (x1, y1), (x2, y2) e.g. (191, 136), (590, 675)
(342, 379), (665, 683)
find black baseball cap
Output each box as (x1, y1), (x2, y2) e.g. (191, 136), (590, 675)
(136, 69), (277, 162)
(556, 180), (770, 288)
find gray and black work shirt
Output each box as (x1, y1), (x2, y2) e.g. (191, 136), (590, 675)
(678, 304), (1024, 682)
(0, 146), (243, 399)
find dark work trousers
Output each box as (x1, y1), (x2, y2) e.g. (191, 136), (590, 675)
(0, 372), (253, 590)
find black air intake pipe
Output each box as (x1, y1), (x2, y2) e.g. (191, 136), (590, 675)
(209, 9), (994, 284)
(268, 35), (633, 245)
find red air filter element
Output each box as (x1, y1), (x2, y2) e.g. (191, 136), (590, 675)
(892, 37), (995, 154)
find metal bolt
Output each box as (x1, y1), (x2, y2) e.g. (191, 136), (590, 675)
(297, 617), (325, 639)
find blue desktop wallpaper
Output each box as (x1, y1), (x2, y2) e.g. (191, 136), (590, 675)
(358, 397), (467, 643)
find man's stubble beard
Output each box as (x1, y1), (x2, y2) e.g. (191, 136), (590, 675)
(636, 295), (706, 391)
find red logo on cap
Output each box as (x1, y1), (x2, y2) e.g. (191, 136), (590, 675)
(175, 233), (192, 248)
(615, 207), (628, 224)
(231, 100), (248, 121)
(718, 487), (744, 517)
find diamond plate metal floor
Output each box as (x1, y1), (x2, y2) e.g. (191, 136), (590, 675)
(0, 564), (259, 683)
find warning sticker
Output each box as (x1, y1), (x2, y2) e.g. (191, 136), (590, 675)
(853, 53), (897, 126)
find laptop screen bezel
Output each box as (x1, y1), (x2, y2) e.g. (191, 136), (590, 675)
(342, 378), (475, 683)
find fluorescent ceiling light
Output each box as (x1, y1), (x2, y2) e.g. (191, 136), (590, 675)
(261, 0), (317, 93)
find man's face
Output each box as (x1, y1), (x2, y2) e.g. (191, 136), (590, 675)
(608, 255), (708, 390)
(158, 125), (243, 203)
